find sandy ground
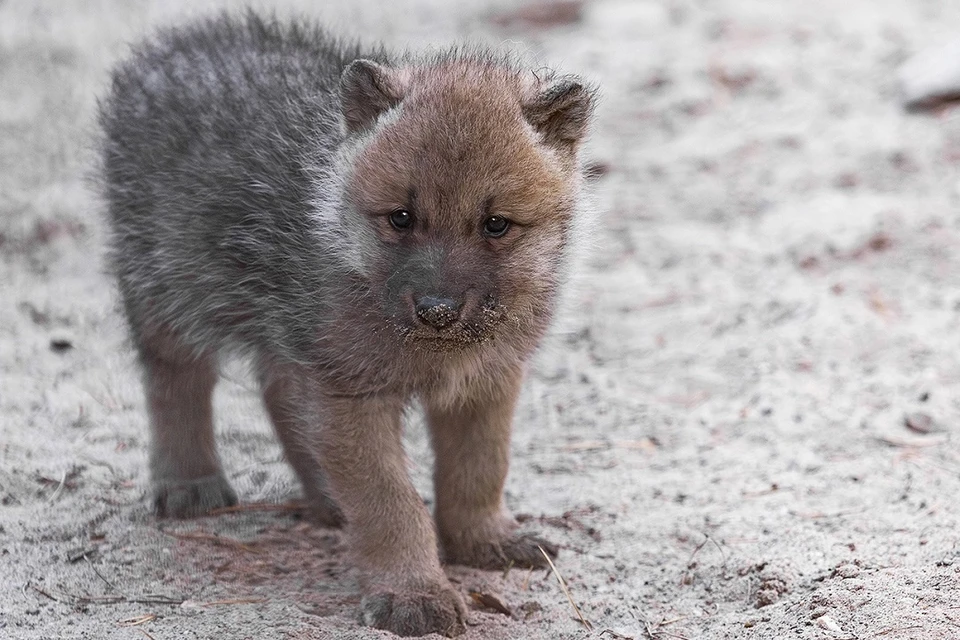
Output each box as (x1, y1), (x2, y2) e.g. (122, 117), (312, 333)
(3, 0), (960, 638)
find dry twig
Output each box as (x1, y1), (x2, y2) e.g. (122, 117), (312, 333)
(84, 554), (115, 590)
(164, 530), (259, 554)
(28, 583), (183, 607)
(117, 614), (157, 626)
(47, 470), (67, 503)
(874, 625), (923, 637)
(208, 502), (306, 515)
(538, 545), (592, 631)
(521, 566), (535, 591)
(198, 598), (267, 607)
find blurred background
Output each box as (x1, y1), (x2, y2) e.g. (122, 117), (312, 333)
(2, 1), (960, 638)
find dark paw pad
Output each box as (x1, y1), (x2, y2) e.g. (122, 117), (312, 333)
(153, 474), (238, 518)
(361, 584), (465, 637)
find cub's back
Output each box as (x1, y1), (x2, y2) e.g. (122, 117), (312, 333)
(98, 13), (375, 355)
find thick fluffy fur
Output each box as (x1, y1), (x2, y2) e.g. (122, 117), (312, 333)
(98, 11), (594, 638)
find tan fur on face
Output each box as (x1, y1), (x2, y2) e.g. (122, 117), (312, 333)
(339, 57), (587, 361)
(348, 60), (575, 232)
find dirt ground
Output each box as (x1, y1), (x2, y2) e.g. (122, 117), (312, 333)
(3, 0), (960, 638)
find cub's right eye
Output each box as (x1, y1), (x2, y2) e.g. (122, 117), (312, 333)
(389, 209), (413, 230)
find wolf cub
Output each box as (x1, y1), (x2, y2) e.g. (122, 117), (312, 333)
(98, 11), (594, 637)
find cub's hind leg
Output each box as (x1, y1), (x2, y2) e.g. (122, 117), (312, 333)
(260, 364), (344, 527)
(139, 330), (237, 518)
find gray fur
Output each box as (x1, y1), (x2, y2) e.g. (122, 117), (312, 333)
(99, 11), (386, 366)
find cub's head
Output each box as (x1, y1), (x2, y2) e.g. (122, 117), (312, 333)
(329, 52), (594, 352)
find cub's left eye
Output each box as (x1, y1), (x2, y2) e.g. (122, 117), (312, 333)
(482, 216), (510, 238)
(389, 209), (413, 230)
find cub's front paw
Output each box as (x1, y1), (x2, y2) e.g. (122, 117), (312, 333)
(444, 531), (559, 570)
(361, 581), (466, 637)
(153, 474), (237, 518)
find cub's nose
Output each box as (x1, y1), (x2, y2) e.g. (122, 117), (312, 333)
(415, 295), (461, 330)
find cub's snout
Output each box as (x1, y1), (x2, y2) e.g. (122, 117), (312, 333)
(400, 287), (504, 346)
(414, 295), (461, 330)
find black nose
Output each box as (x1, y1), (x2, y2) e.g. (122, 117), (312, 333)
(415, 296), (461, 330)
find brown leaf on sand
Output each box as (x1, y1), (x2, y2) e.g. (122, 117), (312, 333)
(468, 590), (514, 617)
(490, 0), (583, 29)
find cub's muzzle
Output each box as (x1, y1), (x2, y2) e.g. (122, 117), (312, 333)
(415, 295), (461, 330)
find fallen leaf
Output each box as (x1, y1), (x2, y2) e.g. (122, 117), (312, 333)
(468, 590), (513, 617)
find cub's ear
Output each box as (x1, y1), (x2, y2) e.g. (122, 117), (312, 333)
(522, 77), (595, 152)
(339, 59), (407, 134)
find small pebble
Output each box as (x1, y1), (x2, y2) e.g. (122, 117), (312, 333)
(904, 412), (939, 435)
(835, 563), (860, 579)
(899, 38), (960, 109)
(816, 614), (842, 633)
(50, 338), (73, 353)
